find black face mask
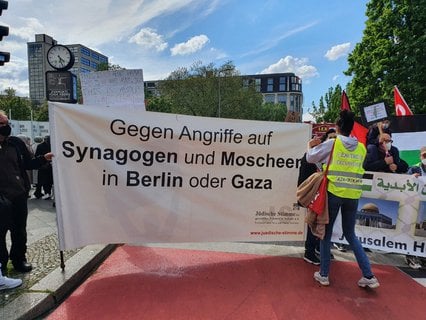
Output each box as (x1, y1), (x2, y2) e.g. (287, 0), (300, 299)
(0, 124), (12, 137)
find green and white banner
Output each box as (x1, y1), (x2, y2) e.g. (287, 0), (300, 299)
(333, 171), (426, 257)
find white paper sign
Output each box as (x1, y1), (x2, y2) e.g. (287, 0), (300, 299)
(80, 69), (146, 109)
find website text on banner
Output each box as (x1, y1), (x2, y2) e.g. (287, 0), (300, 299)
(49, 102), (310, 250)
(332, 171), (426, 257)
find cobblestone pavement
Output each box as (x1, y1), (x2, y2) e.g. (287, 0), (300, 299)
(0, 196), (79, 308)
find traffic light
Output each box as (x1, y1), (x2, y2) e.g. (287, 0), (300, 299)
(0, 1), (9, 66)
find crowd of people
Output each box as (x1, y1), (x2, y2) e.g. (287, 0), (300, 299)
(1, 106), (425, 292)
(0, 110), (53, 291)
(301, 111), (426, 289)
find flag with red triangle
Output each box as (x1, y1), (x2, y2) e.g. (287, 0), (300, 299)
(341, 90), (368, 145)
(394, 86), (413, 116)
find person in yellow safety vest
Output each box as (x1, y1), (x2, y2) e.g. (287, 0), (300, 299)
(306, 110), (380, 289)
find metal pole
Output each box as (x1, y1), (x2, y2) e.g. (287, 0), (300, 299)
(218, 75), (221, 118)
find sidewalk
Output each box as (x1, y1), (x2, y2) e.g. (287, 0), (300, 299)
(1, 198), (426, 319)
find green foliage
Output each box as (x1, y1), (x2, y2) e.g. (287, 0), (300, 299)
(33, 101), (49, 121)
(345, 0), (426, 114)
(96, 62), (126, 71)
(310, 85), (343, 122)
(0, 88), (32, 120)
(255, 102), (287, 122)
(158, 61), (264, 120)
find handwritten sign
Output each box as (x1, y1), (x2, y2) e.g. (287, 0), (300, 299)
(361, 102), (388, 124)
(80, 69), (145, 109)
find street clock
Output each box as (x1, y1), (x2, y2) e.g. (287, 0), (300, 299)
(46, 44), (74, 71)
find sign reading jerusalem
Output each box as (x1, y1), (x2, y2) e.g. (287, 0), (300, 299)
(50, 102), (309, 250)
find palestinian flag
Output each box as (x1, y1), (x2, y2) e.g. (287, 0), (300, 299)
(388, 115), (426, 166)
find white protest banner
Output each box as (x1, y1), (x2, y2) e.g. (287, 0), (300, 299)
(80, 69), (145, 109)
(332, 171), (426, 257)
(49, 102), (309, 250)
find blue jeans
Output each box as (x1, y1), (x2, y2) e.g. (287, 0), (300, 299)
(319, 192), (374, 278)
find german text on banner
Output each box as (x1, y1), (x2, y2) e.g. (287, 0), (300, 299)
(49, 102), (309, 250)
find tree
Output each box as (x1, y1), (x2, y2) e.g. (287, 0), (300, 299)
(158, 61), (264, 120)
(97, 62), (126, 71)
(310, 85), (343, 122)
(256, 102), (287, 122)
(0, 88), (32, 120)
(345, 0), (426, 114)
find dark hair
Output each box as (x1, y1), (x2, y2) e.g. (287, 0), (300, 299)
(336, 110), (354, 136)
(320, 128), (336, 142)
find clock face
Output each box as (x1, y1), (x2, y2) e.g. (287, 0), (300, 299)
(47, 45), (75, 70)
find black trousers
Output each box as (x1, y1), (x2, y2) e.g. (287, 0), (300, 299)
(0, 194), (28, 266)
(304, 226), (320, 254)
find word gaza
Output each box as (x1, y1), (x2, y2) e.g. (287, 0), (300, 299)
(231, 174), (272, 189)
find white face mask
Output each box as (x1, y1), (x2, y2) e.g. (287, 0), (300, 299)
(421, 159), (426, 166)
(385, 142), (392, 150)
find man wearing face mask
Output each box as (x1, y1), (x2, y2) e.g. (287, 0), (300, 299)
(0, 110), (53, 274)
(363, 132), (408, 173)
(408, 146), (426, 177)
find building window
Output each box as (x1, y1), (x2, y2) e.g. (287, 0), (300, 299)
(279, 77), (286, 91)
(290, 76), (302, 92)
(264, 94), (275, 103)
(81, 47), (91, 56)
(81, 57), (91, 66)
(255, 78), (261, 92)
(267, 78), (273, 92)
(91, 61), (98, 69)
(91, 52), (99, 60)
(277, 94), (286, 104)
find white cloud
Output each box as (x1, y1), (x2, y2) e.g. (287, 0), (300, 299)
(325, 42), (351, 61)
(302, 112), (315, 123)
(12, 18), (45, 41)
(261, 56), (319, 80)
(332, 75), (340, 81)
(0, 57), (30, 96)
(170, 34), (209, 56)
(129, 28), (168, 52)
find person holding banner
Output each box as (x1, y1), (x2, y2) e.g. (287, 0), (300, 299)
(306, 110), (379, 288)
(363, 133), (408, 173)
(298, 129), (337, 265)
(0, 110), (53, 274)
(406, 146), (426, 268)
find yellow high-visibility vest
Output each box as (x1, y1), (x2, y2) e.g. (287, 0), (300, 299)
(326, 137), (366, 199)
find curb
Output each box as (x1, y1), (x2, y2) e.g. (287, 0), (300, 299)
(2, 244), (116, 320)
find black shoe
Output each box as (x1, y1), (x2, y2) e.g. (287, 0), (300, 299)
(13, 261), (33, 273)
(303, 252), (320, 265)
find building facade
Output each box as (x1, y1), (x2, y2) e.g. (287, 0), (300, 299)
(243, 73), (303, 116)
(27, 34), (108, 105)
(144, 72), (303, 120)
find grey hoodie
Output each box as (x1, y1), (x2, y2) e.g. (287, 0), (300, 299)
(306, 135), (360, 165)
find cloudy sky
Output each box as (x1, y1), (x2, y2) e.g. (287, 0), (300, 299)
(0, 0), (368, 118)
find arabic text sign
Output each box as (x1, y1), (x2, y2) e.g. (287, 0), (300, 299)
(49, 102), (309, 250)
(332, 171), (426, 257)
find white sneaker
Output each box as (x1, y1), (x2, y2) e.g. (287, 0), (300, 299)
(0, 276), (22, 290)
(406, 255), (422, 269)
(358, 276), (380, 289)
(314, 271), (330, 286)
(42, 194), (51, 200)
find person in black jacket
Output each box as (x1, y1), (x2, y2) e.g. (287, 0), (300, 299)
(34, 136), (53, 199)
(298, 128), (336, 265)
(0, 110), (53, 274)
(363, 132), (408, 173)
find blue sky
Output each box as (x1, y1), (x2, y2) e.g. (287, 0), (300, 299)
(0, 0), (369, 119)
